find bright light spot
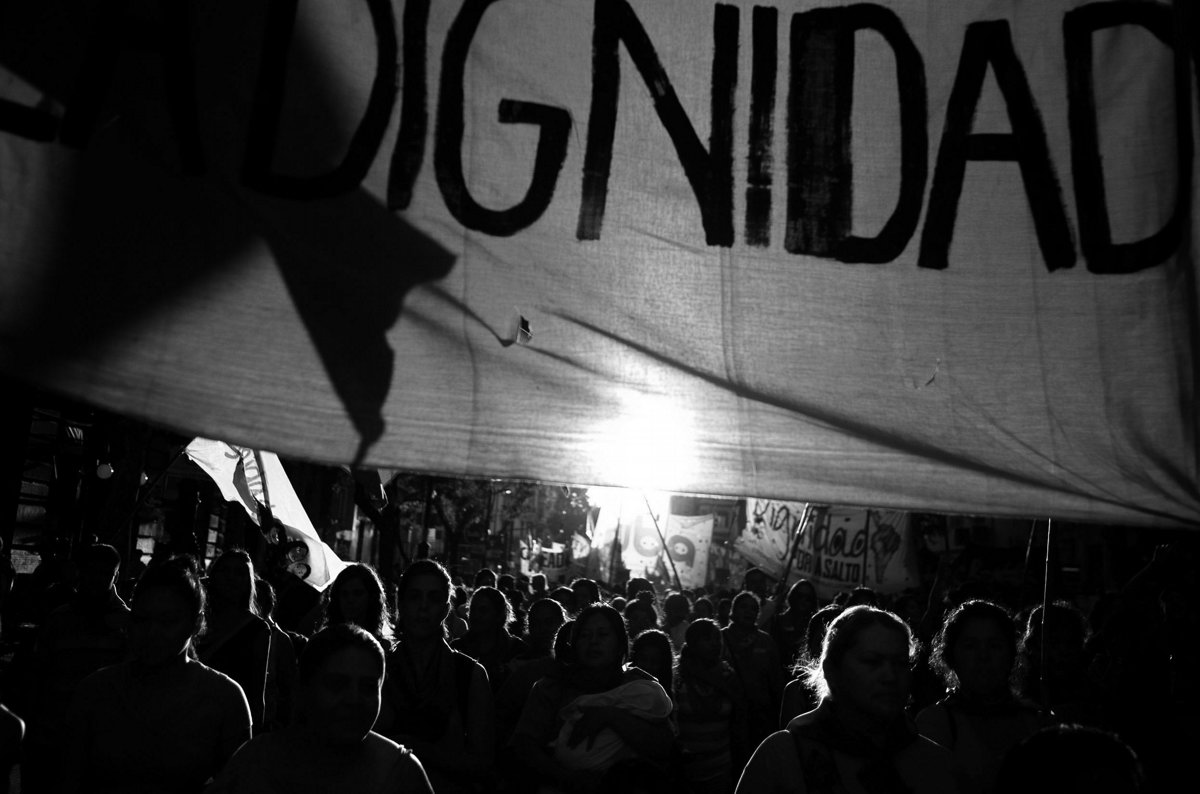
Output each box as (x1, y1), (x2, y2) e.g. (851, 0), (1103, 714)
(587, 390), (697, 493)
(588, 486), (671, 521)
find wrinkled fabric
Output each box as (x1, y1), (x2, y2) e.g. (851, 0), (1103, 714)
(0, 1), (1196, 525)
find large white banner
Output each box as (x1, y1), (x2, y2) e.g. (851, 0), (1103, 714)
(1, 1), (1197, 526)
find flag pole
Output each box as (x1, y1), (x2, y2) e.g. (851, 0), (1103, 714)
(252, 450), (279, 544)
(1038, 517), (1053, 717)
(860, 510), (871, 586)
(776, 504), (812, 592)
(645, 494), (682, 592)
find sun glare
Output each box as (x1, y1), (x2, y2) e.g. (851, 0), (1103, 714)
(587, 389), (697, 494)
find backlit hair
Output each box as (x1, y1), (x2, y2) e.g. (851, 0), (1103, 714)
(135, 556), (207, 638)
(324, 562), (395, 646)
(803, 605), (916, 701)
(300, 623), (385, 685)
(397, 558), (451, 603)
(930, 599), (1018, 690)
(571, 603), (629, 667)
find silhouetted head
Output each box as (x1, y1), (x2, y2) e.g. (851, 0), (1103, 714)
(474, 568), (497, 589)
(630, 628), (674, 691)
(805, 606), (916, 723)
(397, 559), (452, 640)
(571, 577), (601, 609)
(206, 549), (257, 613)
(572, 603), (629, 671)
(931, 599), (1018, 696)
(468, 585), (513, 635)
(76, 543), (122, 596)
(298, 623), (386, 747)
(786, 579), (818, 615)
(526, 597), (567, 653)
(130, 557), (206, 668)
(326, 562), (394, 645)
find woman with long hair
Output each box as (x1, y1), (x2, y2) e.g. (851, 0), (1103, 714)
(778, 603), (844, 728)
(207, 623), (434, 793)
(770, 579), (819, 667)
(322, 562), (396, 650)
(629, 629), (675, 695)
(196, 549), (272, 733)
(452, 585), (526, 694)
(673, 618), (746, 794)
(58, 558), (252, 793)
(1015, 600), (1103, 726)
(916, 600), (1042, 794)
(512, 604), (674, 793)
(376, 559), (494, 794)
(736, 605), (962, 794)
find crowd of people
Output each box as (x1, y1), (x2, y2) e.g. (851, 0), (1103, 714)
(0, 535), (1194, 793)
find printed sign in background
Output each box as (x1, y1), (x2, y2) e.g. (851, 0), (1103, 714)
(0, 1), (1195, 526)
(619, 513), (715, 589)
(733, 499), (919, 600)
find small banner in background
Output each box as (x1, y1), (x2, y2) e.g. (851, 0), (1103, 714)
(185, 437), (347, 590)
(734, 499), (919, 600)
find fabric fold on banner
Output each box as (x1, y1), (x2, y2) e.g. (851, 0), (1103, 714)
(185, 437), (346, 590)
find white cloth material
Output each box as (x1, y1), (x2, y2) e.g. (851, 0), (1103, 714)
(0, 1), (1197, 527)
(185, 438), (347, 589)
(552, 679), (673, 772)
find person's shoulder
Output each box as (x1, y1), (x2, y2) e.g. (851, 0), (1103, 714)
(205, 732), (283, 791)
(106, 591), (131, 614)
(909, 732), (957, 761)
(621, 665), (657, 684)
(375, 734), (434, 793)
(364, 730), (403, 752)
(784, 705), (822, 731)
(527, 673), (568, 702)
(449, 645), (486, 674)
(899, 734), (963, 791)
(68, 662), (129, 713)
(76, 660), (125, 691)
(191, 659), (254, 701)
(226, 730), (281, 762)
(747, 729), (800, 766)
(363, 730), (414, 766)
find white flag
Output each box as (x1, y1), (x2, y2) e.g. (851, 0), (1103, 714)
(185, 437), (346, 590)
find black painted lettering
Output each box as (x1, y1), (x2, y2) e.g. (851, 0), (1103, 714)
(386, 0), (431, 210)
(919, 20), (1075, 270)
(745, 6), (778, 247)
(577, 0), (737, 246)
(435, 0), (571, 236)
(1065, 1), (1184, 274)
(786, 4), (926, 263)
(243, 0), (397, 198)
